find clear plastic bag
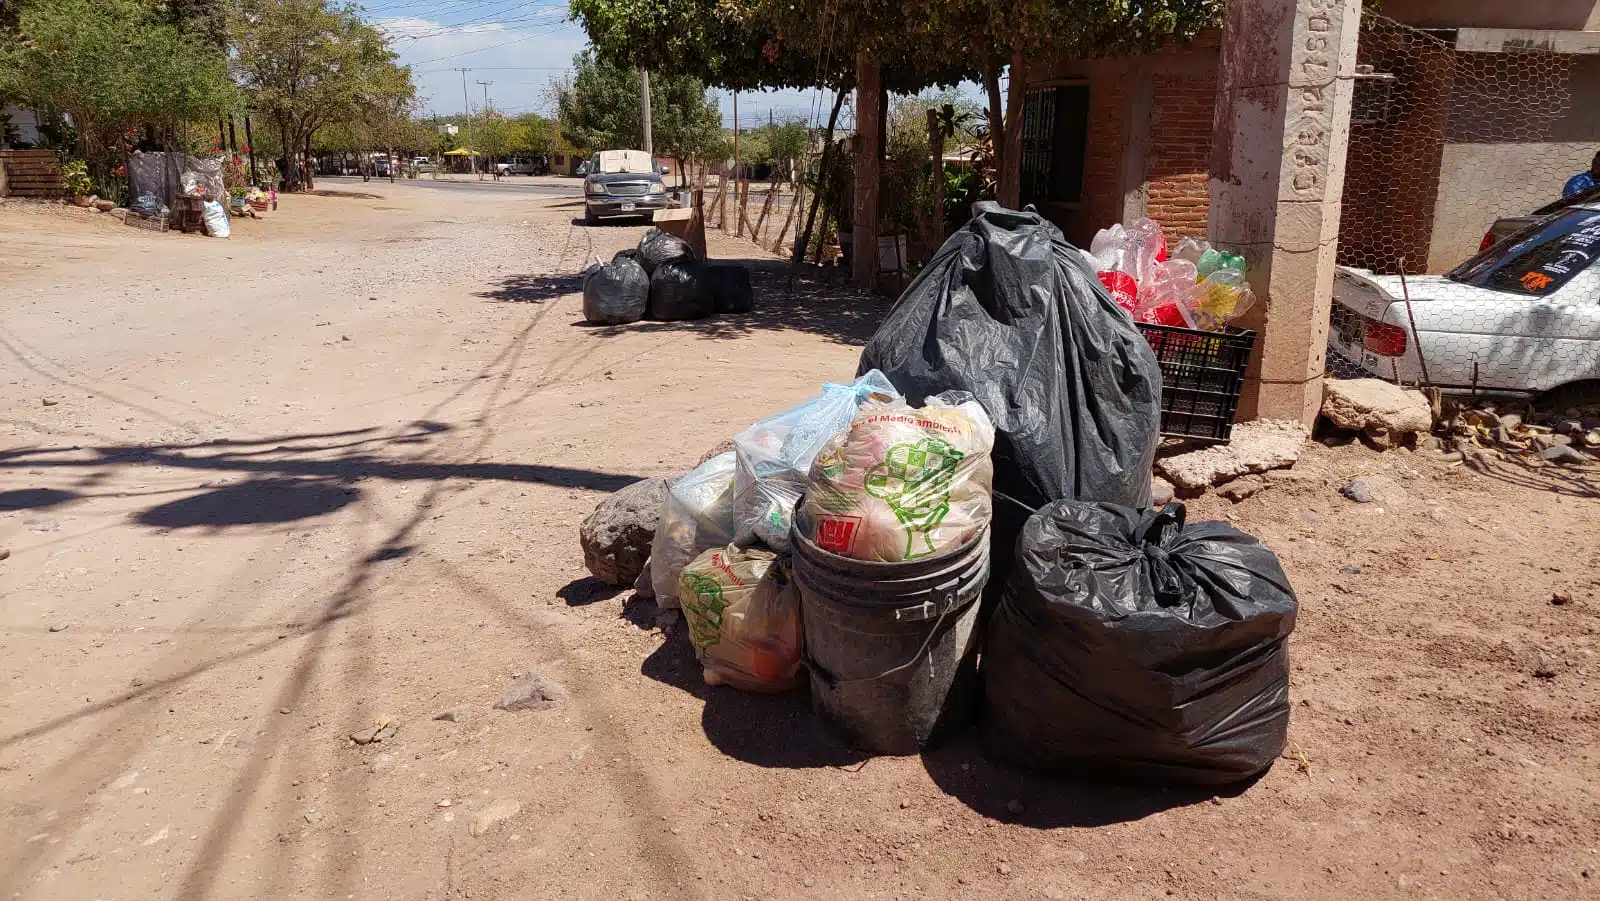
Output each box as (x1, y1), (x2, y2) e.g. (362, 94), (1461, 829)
(731, 370), (900, 552)
(678, 544), (802, 692)
(1133, 259), (1196, 327)
(650, 452), (738, 608)
(798, 393), (995, 562)
(1183, 268), (1257, 332)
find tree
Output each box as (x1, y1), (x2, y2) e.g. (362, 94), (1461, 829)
(229, 0), (414, 190)
(556, 48), (720, 174)
(0, 0), (236, 177)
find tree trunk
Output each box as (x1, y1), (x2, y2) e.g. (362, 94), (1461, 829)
(796, 87), (848, 267)
(389, 147), (396, 183)
(998, 46), (1026, 210)
(303, 134), (315, 191)
(929, 106), (946, 241)
(853, 49), (883, 291)
(983, 53), (1004, 198)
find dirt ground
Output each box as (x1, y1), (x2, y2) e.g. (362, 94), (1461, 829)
(1, 182), (1596, 901)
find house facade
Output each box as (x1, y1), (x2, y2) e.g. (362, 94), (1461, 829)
(1022, 1), (1600, 274)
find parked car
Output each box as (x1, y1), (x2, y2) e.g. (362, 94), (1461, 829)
(1480, 184), (1600, 251)
(1328, 203), (1600, 406)
(582, 150), (668, 224)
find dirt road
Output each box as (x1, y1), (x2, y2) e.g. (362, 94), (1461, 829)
(1, 183), (1596, 901)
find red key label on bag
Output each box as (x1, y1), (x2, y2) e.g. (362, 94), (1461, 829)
(814, 515), (862, 554)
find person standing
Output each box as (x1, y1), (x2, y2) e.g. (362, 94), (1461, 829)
(1563, 151), (1600, 198)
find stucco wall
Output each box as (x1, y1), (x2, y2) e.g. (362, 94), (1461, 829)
(1381, 0), (1600, 31)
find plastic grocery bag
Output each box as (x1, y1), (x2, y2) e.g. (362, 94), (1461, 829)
(637, 227), (694, 275)
(650, 452), (738, 609)
(860, 203), (1161, 512)
(732, 370), (900, 552)
(583, 250), (650, 324)
(1184, 268), (1257, 332)
(648, 259), (714, 321)
(798, 393), (995, 562)
(202, 200), (230, 238)
(983, 501), (1299, 785)
(678, 544), (802, 692)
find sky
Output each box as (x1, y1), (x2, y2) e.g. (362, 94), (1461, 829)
(363, 0), (854, 129)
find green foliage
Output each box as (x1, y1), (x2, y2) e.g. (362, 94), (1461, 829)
(58, 159), (91, 196)
(555, 49), (720, 160)
(0, 0), (237, 162)
(887, 89), (982, 161)
(230, 0), (413, 186)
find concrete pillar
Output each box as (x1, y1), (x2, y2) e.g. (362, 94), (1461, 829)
(853, 48), (882, 291)
(1209, 0), (1362, 425)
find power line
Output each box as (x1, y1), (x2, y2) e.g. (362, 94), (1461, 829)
(408, 20), (577, 64)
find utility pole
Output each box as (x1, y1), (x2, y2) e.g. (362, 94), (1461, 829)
(640, 69), (653, 159)
(454, 67), (474, 176)
(477, 80), (495, 179)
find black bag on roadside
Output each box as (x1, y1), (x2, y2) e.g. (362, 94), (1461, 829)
(582, 250), (650, 325)
(858, 203), (1161, 512)
(648, 258), (714, 321)
(982, 501), (1298, 786)
(638, 227), (694, 275)
(705, 263), (754, 314)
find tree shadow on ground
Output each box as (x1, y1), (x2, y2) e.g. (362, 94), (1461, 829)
(1476, 455), (1600, 498)
(566, 257), (888, 348)
(0, 487), (81, 511)
(642, 627), (869, 769)
(135, 477), (358, 529)
(475, 273), (583, 303)
(920, 736), (1240, 828)
(306, 189), (384, 200)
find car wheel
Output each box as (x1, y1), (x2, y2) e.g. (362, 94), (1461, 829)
(1534, 379), (1600, 416)
(584, 209), (598, 226)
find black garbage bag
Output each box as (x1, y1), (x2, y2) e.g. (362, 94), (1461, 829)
(637, 227), (695, 275)
(858, 203), (1161, 512)
(582, 250), (650, 325)
(982, 501), (1298, 786)
(648, 258), (714, 321)
(705, 263), (754, 314)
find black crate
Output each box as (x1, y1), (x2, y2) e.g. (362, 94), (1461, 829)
(1136, 323), (1256, 444)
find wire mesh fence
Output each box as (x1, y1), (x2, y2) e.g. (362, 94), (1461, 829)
(1327, 14), (1600, 405)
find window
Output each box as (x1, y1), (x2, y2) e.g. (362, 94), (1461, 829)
(1020, 85), (1089, 207)
(1448, 207), (1600, 297)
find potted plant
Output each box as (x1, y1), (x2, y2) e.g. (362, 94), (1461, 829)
(60, 160), (95, 206)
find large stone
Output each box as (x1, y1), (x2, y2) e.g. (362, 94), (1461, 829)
(1150, 476), (1175, 507)
(1320, 379), (1433, 443)
(494, 672), (565, 712)
(579, 476), (674, 586)
(1157, 420), (1310, 491)
(469, 798), (521, 837)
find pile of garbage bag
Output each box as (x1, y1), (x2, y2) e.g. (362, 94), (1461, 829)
(582, 229), (756, 325)
(1088, 218), (1255, 332)
(607, 204), (1295, 782)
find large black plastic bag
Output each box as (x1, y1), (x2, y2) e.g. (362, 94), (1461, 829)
(582, 250), (650, 324)
(638, 227), (694, 275)
(858, 203), (1161, 511)
(982, 501), (1298, 785)
(705, 263), (754, 314)
(648, 258), (715, 321)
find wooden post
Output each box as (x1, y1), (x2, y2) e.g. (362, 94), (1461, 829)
(853, 48), (882, 290)
(753, 176), (777, 239)
(717, 161), (729, 230)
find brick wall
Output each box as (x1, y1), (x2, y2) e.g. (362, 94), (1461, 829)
(1145, 71), (1216, 243)
(1075, 74), (1127, 246)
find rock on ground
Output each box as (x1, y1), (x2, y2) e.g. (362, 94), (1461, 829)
(1150, 476), (1175, 507)
(1157, 420), (1311, 491)
(469, 798), (522, 837)
(579, 476), (674, 586)
(1220, 475), (1265, 503)
(1321, 379), (1433, 446)
(494, 672), (565, 712)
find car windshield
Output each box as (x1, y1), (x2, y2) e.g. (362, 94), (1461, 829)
(1448, 207), (1600, 298)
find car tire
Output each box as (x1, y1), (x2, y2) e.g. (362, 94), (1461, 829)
(1535, 379), (1600, 415)
(584, 209), (598, 226)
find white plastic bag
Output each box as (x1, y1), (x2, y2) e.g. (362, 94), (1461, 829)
(731, 370), (900, 551)
(650, 452), (737, 608)
(202, 200), (230, 238)
(678, 544), (802, 692)
(799, 393), (995, 562)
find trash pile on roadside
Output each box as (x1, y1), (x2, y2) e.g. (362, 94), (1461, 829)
(582, 203), (1300, 786)
(582, 227), (754, 326)
(1436, 399), (1600, 470)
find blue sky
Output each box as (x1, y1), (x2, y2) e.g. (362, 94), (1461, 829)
(363, 0), (852, 128)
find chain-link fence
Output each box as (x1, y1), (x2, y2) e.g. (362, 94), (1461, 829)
(1327, 14), (1600, 405)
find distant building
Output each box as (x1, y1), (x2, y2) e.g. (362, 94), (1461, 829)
(1019, 1), (1600, 273)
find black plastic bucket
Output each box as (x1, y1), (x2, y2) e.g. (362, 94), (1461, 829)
(790, 525), (991, 755)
